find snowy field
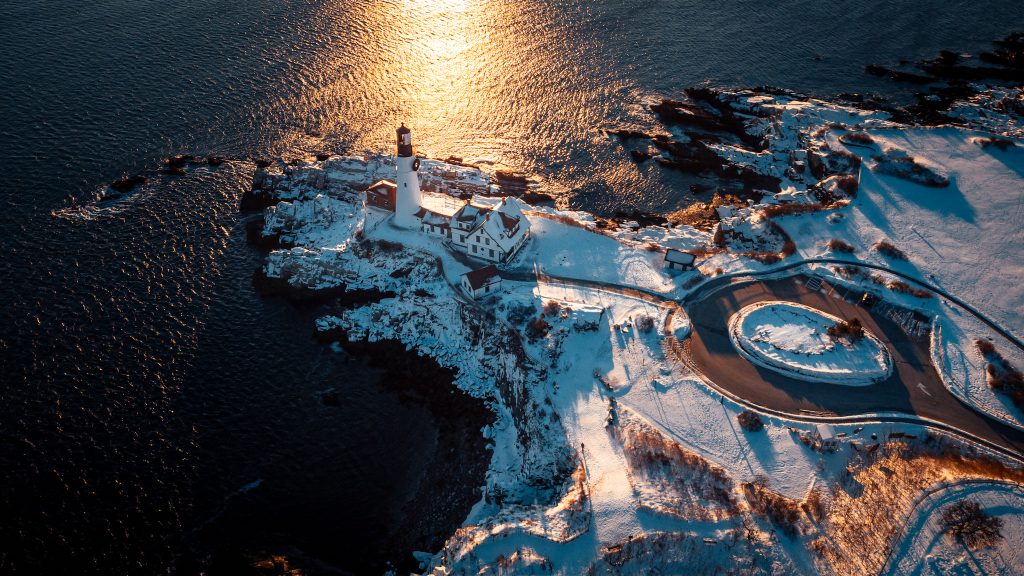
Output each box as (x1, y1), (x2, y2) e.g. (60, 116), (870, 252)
(885, 482), (1024, 576)
(790, 127), (1023, 335)
(729, 301), (892, 386)
(510, 215), (704, 295)
(766, 126), (1024, 427)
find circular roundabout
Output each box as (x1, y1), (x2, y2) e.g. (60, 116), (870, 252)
(728, 301), (892, 386)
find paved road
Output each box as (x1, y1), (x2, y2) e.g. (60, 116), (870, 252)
(685, 257), (1023, 352)
(686, 275), (1024, 457)
(448, 240), (1024, 458)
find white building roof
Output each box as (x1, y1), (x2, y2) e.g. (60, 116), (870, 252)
(664, 249), (695, 265)
(815, 423), (836, 441)
(418, 191), (463, 217)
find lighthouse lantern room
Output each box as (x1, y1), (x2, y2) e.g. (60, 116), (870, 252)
(393, 124), (423, 229)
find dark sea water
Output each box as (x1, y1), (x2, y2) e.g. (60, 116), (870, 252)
(1, 1), (1021, 574)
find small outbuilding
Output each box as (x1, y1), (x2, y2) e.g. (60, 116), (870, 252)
(812, 423), (839, 452)
(664, 249), (696, 272)
(461, 265), (502, 299)
(365, 180), (397, 211)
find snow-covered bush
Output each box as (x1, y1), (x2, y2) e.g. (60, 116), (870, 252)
(872, 147), (950, 187)
(839, 132), (875, 146)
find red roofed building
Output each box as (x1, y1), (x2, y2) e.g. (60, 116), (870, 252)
(460, 264), (502, 299)
(365, 180), (397, 211)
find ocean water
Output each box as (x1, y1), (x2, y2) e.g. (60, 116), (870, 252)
(1, 1), (1021, 574)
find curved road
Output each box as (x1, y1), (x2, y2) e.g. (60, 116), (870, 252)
(447, 240), (1024, 459)
(686, 257), (1023, 352)
(686, 275), (1024, 458)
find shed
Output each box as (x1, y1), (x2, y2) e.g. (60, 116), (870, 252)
(813, 423), (839, 451)
(664, 249), (696, 271)
(461, 265), (502, 299)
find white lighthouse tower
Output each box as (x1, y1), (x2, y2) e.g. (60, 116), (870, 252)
(393, 124), (422, 229)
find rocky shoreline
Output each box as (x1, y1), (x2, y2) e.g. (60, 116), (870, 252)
(317, 335), (494, 574)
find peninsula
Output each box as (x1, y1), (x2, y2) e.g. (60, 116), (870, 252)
(244, 85), (1024, 574)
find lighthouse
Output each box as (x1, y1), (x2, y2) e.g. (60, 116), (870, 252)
(393, 124), (422, 229)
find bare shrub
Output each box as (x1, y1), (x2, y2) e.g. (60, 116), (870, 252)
(828, 318), (864, 342)
(525, 316), (551, 341)
(543, 300), (562, 317)
(635, 315), (655, 333)
(888, 280), (932, 298)
(803, 487), (828, 522)
(737, 410), (764, 432)
(827, 239), (855, 253)
(975, 339), (996, 356)
(840, 132), (875, 146)
(833, 265), (866, 280)
(977, 342), (1024, 408)
(873, 240), (907, 260)
(761, 202), (827, 218)
(374, 239), (404, 253)
(976, 136), (1016, 151)
(689, 245), (725, 257)
(809, 536), (837, 558)
(506, 302), (535, 325)
(644, 242), (661, 252)
(743, 475), (802, 536)
(744, 251), (783, 264)
(836, 174), (859, 195)
(940, 499), (1004, 549)
(614, 411), (738, 521)
(832, 148), (862, 168)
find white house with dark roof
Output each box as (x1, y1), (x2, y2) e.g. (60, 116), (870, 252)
(461, 264), (502, 299)
(447, 197), (531, 264)
(415, 206), (452, 239)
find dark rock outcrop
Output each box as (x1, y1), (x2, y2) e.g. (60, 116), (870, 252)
(109, 175), (147, 193)
(605, 128), (654, 140)
(239, 188), (281, 212)
(253, 268), (395, 305)
(630, 149), (652, 163)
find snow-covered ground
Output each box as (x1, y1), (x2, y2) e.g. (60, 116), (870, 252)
(244, 83), (1024, 573)
(884, 482), (1024, 576)
(510, 213), (707, 295)
(762, 126), (1024, 427)
(729, 301), (892, 386)
(787, 127), (1023, 336)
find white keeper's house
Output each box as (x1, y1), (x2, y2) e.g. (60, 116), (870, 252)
(369, 125), (531, 264)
